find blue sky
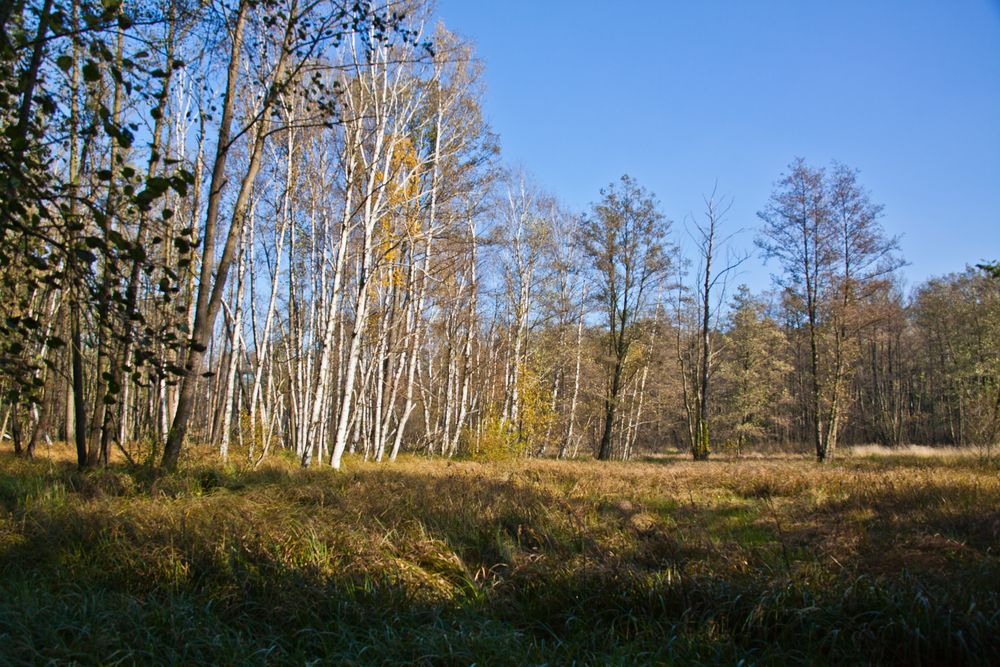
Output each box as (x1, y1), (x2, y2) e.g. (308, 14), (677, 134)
(434, 0), (1000, 293)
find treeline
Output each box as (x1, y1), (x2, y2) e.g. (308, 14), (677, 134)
(1, 0), (997, 469)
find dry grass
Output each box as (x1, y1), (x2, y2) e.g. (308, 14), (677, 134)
(846, 444), (988, 458)
(0, 444), (997, 665)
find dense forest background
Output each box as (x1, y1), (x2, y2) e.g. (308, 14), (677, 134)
(2, 0), (998, 470)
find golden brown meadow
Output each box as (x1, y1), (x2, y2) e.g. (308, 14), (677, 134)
(1, 444), (997, 665)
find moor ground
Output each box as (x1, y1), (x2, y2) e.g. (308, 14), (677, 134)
(0, 447), (998, 665)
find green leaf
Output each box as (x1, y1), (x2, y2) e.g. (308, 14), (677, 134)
(75, 248), (97, 264)
(82, 61), (101, 82)
(116, 127), (134, 148)
(107, 228), (130, 250)
(169, 175), (188, 196)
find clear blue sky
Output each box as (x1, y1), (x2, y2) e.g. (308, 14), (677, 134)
(434, 0), (1000, 293)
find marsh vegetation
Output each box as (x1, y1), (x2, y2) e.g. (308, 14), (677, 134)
(1, 446), (997, 664)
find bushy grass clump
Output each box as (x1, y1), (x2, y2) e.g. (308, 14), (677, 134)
(0, 448), (997, 665)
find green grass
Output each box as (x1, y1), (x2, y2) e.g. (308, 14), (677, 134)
(0, 450), (997, 665)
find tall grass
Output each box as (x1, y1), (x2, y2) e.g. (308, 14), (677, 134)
(0, 448), (997, 665)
